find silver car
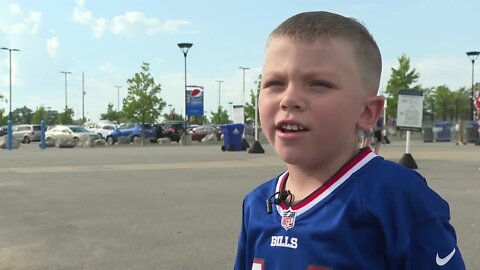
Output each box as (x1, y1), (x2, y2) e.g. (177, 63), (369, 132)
(46, 125), (100, 142)
(12, 124), (42, 143)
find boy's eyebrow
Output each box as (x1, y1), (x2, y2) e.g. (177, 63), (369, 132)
(261, 70), (283, 78)
(301, 69), (338, 78)
(263, 69), (339, 80)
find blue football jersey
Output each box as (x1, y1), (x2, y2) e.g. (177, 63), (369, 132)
(234, 148), (465, 270)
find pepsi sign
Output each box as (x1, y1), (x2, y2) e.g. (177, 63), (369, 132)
(186, 86), (204, 116)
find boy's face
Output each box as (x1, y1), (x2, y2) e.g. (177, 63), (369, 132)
(260, 36), (372, 169)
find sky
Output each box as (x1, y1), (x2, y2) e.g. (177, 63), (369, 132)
(0, 0), (479, 122)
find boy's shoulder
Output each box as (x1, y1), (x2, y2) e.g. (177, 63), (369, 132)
(360, 156), (428, 191)
(359, 156), (449, 219)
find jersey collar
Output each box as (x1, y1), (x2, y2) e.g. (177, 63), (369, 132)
(275, 147), (377, 217)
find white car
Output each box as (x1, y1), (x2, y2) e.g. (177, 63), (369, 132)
(46, 125), (100, 142)
(83, 121), (116, 139)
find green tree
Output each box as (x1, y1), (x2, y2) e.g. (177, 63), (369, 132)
(45, 110), (58, 126)
(197, 115), (209, 125)
(385, 54), (420, 120)
(163, 112), (183, 121)
(12, 106), (33, 124)
(31, 105), (48, 124)
(0, 108), (7, 126)
(123, 62), (166, 144)
(244, 74), (262, 124)
(210, 107), (231, 124)
(101, 103), (123, 123)
(422, 87), (436, 122)
(0, 94), (7, 125)
(453, 87), (470, 120)
(433, 85), (455, 121)
(57, 107), (75, 125)
(189, 115), (206, 125)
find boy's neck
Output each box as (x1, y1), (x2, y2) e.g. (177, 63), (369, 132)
(284, 148), (360, 203)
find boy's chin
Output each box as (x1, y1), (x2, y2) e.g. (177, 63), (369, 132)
(274, 148), (312, 165)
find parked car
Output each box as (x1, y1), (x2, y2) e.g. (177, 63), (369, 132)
(105, 123), (157, 145)
(163, 120), (185, 142)
(12, 124), (42, 143)
(45, 125), (100, 142)
(83, 121), (116, 139)
(244, 124), (262, 137)
(189, 125), (222, 142)
(0, 126), (7, 137)
(187, 124), (200, 132)
(153, 123), (165, 139)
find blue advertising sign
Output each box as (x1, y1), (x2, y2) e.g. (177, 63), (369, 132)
(186, 86), (204, 116)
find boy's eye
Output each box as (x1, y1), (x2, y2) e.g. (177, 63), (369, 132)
(262, 80), (285, 90)
(310, 80), (334, 89)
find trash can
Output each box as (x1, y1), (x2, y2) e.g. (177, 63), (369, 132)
(422, 127), (433, 142)
(464, 120), (479, 143)
(220, 123), (244, 151)
(434, 121), (452, 142)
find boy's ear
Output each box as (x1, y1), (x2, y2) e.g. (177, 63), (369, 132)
(357, 96), (385, 130)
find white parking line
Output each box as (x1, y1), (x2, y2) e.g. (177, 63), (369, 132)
(5, 157), (285, 174)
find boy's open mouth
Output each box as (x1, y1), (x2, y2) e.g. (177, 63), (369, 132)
(278, 124), (308, 133)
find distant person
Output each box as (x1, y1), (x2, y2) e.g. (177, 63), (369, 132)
(234, 11), (465, 269)
(373, 115), (384, 153)
(360, 128), (372, 148)
(477, 117), (480, 145)
(476, 92), (480, 144)
(455, 119), (465, 146)
(383, 128), (391, 144)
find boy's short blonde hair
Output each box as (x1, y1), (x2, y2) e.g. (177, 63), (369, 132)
(268, 11), (382, 94)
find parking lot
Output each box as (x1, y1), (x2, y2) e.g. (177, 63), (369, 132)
(1, 140), (479, 269)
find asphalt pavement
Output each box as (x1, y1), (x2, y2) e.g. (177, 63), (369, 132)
(0, 140), (479, 269)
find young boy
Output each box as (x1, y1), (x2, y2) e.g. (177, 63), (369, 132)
(234, 11), (465, 269)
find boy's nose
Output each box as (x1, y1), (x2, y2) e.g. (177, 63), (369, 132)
(279, 87), (305, 111)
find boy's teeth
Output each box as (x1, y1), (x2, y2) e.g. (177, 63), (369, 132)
(282, 124), (304, 131)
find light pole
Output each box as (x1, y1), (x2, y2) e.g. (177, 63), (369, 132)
(168, 104), (173, 120)
(60, 71), (72, 111)
(1, 47), (20, 121)
(466, 51), (480, 121)
(82, 72), (86, 123)
(228, 101), (233, 120)
(178, 42), (193, 136)
(114, 85), (122, 124)
(247, 85), (265, 154)
(216, 79), (224, 111)
(239, 66), (249, 105)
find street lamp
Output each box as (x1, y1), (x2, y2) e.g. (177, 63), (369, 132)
(114, 85), (122, 124)
(228, 101), (233, 119)
(60, 71), (72, 111)
(466, 51), (480, 121)
(1, 47), (20, 121)
(239, 66), (249, 105)
(82, 72), (86, 123)
(178, 42), (193, 137)
(216, 79), (224, 111)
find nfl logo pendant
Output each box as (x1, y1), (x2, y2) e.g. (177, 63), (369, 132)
(281, 208), (296, 230)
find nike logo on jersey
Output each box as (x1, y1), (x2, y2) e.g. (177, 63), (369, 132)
(436, 248), (456, 266)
